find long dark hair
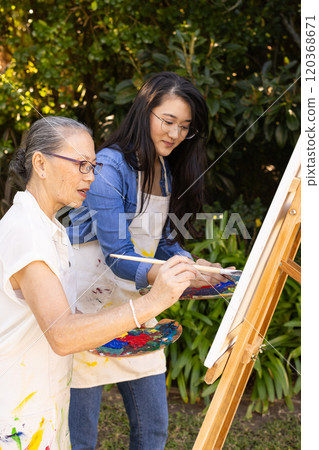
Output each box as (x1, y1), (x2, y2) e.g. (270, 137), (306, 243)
(99, 72), (208, 245)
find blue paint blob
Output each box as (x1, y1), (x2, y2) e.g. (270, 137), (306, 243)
(101, 339), (126, 349)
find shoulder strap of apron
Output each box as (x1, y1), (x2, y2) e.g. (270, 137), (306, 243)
(137, 156), (170, 199)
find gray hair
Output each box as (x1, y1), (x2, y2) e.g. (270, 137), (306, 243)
(10, 116), (92, 187)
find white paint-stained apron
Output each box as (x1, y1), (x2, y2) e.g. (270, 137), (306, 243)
(0, 217), (75, 449)
(71, 157), (170, 388)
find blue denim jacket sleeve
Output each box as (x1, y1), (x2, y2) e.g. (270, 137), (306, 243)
(67, 148), (192, 289)
(86, 149), (155, 288)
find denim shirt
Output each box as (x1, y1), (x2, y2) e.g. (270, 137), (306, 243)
(67, 147), (191, 289)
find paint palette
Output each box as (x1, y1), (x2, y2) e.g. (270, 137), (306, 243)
(139, 275), (241, 300)
(179, 274), (241, 299)
(90, 319), (182, 357)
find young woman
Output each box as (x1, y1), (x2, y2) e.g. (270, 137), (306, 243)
(67, 72), (230, 449)
(0, 116), (196, 449)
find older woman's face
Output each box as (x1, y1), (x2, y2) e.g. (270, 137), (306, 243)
(46, 130), (96, 210)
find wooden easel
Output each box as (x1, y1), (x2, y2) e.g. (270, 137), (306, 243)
(193, 175), (301, 450)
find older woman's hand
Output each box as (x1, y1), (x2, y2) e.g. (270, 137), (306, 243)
(146, 255), (197, 310)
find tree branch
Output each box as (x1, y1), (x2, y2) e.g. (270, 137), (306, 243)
(281, 14), (301, 49)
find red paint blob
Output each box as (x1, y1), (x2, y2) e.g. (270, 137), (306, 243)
(118, 333), (152, 348)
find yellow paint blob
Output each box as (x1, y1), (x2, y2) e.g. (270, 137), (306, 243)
(12, 392), (37, 415)
(118, 332), (128, 338)
(26, 418), (45, 449)
(130, 239), (154, 257)
(84, 361), (97, 367)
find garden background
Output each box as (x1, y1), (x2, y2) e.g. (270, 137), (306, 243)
(0, 0), (301, 447)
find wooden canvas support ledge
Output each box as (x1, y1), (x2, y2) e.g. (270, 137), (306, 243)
(193, 161), (301, 449)
(204, 349), (231, 385)
(280, 258), (301, 283)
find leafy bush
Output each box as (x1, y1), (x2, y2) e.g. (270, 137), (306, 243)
(1, 0), (301, 214)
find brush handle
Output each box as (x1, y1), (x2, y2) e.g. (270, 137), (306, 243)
(110, 253), (240, 276)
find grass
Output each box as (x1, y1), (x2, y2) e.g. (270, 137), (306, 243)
(97, 386), (301, 449)
(224, 416), (300, 450)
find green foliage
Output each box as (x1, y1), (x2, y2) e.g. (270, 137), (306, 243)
(0, 0), (301, 213)
(229, 195), (267, 254)
(0, 136), (15, 217)
(191, 210), (247, 267)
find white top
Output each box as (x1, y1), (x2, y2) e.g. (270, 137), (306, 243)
(0, 191), (76, 449)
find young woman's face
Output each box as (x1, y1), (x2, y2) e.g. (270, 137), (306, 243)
(150, 95), (192, 157)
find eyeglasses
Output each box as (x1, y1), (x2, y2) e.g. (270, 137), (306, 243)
(151, 111), (198, 140)
(48, 153), (103, 175)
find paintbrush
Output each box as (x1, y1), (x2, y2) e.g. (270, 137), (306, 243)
(110, 253), (242, 276)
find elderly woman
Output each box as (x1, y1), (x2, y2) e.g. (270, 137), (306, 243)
(0, 116), (196, 449)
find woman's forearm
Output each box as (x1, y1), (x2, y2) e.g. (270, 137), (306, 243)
(48, 298), (156, 356)
(17, 257), (196, 356)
